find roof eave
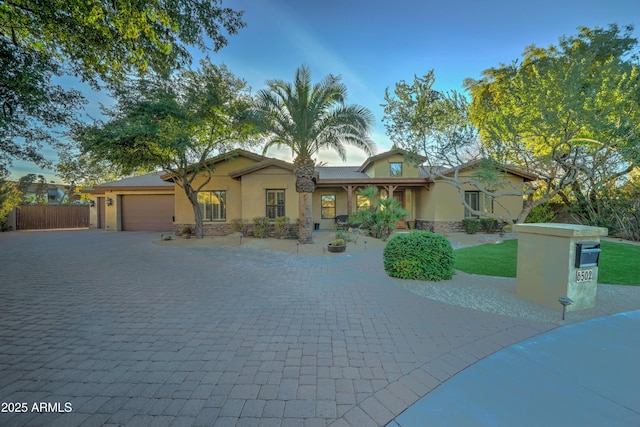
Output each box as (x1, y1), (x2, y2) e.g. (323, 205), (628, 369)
(84, 185), (175, 193)
(315, 177), (431, 186)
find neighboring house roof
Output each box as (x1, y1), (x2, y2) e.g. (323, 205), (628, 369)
(21, 182), (71, 204)
(82, 172), (174, 194)
(229, 158), (294, 179)
(357, 149), (426, 173)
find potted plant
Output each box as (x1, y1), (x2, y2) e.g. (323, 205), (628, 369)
(180, 225), (192, 239)
(327, 238), (346, 253)
(500, 224), (513, 237)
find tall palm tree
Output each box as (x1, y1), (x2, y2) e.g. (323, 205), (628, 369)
(258, 65), (375, 243)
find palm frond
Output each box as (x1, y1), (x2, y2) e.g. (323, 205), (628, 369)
(256, 65), (375, 162)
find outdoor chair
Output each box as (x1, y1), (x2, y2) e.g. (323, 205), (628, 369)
(335, 215), (349, 229)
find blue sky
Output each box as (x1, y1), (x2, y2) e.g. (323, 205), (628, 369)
(10, 0), (640, 182)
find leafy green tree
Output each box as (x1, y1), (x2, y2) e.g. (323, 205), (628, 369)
(382, 71), (528, 224)
(257, 65), (375, 243)
(77, 61), (257, 238)
(17, 173), (47, 204)
(465, 24), (640, 222)
(2, 0), (245, 86)
(0, 172), (23, 229)
(1, 0), (245, 178)
(55, 146), (143, 193)
(0, 40), (85, 175)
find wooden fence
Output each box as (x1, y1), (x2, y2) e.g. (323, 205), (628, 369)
(16, 205), (89, 230)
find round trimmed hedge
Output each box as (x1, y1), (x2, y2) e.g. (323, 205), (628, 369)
(383, 231), (454, 281)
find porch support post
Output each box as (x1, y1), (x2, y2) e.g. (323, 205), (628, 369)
(342, 185), (355, 216)
(385, 184), (398, 199)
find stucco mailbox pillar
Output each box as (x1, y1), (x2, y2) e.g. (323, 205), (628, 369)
(513, 223), (607, 312)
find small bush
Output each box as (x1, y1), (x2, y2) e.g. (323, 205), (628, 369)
(230, 218), (246, 233)
(330, 238), (345, 246)
(480, 218), (499, 233)
(252, 216), (269, 238)
(461, 218), (480, 234)
(383, 231), (454, 281)
(335, 228), (349, 242)
(274, 216), (290, 238)
(180, 225), (192, 235)
(526, 202), (557, 223)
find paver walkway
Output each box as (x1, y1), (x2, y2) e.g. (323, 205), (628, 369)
(391, 309), (640, 426)
(0, 230), (553, 426)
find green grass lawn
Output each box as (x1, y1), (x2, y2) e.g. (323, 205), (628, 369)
(453, 239), (640, 286)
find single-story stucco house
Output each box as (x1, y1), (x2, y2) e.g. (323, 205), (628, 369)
(84, 148), (535, 234)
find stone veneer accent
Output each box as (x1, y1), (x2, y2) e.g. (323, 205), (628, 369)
(175, 223), (298, 238)
(415, 220), (465, 233)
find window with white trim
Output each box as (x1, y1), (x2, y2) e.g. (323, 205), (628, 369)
(464, 191), (493, 218)
(266, 189), (285, 219)
(390, 162), (403, 177)
(198, 190), (226, 221)
(321, 195), (336, 219)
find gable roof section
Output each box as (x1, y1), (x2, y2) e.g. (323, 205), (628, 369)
(315, 165), (431, 187)
(82, 172), (174, 194)
(357, 149), (426, 173)
(161, 149), (269, 182)
(229, 158), (294, 179)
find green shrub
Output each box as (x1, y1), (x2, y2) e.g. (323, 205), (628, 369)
(330, 238), (345, 246)
(230, 218), (246, 233)
(252, 216), (269, 238)
(383, 231), (454, 281)
(526, 202), (557, 223)
(349, 186), (407, 240)
(480, 218), (499, 233)
(334, 228), (349, 241)
(461, 218), (480, 234)
(274, 216), (290, 238)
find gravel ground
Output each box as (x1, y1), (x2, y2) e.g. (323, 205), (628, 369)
(396, 271), (640, 326)
(398, 233), (640, 326)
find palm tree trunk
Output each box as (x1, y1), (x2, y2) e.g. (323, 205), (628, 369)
(294, 156), (315, 244)
(298, 192), (313, 243)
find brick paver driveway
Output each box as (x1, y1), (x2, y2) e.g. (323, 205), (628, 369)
(0, 230), (553, 426)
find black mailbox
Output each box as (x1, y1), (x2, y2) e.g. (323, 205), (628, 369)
(575, 241), (601, 268)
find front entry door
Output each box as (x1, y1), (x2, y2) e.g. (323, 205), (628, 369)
(393, 190), (406, 229)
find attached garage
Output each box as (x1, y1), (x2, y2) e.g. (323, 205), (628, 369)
(121, 195), (174, 231)
(82, 172), (175, 232)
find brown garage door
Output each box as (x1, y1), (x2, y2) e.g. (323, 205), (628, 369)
(121, 195), (174, 231)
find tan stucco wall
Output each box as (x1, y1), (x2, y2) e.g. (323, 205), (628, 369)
(514, 224), (607, 311)
(88, 196), (99, 228)
(173, 156), (259, 225)
(366, 153), (421, 178)
(417, 172), (525, 222)
(240, 167), (296, 221)
(312, 187), (349, 229)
